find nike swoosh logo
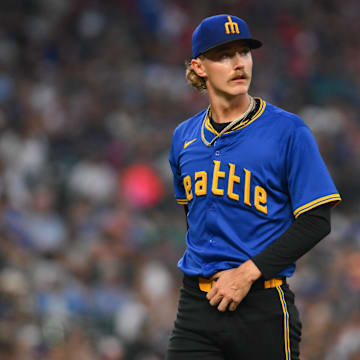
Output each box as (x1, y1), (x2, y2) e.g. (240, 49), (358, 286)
(184, 138), (197, 149)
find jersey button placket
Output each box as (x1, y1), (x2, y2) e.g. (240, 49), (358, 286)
(209, 138), (221, 246)
(214, 137), (220, 156)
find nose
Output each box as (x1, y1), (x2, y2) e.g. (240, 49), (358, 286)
(233, 52), (245, 69)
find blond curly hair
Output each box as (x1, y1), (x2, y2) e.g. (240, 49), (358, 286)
(185, 60), (207, 92)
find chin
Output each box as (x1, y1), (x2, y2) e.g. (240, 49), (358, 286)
(228, 82), (250, 93)
(211, 83), (250, 98)
(228, 86), (249, 97)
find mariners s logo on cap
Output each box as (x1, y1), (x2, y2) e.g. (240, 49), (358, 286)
(192, 14), (262, 59)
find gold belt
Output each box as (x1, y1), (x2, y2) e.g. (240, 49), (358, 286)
(198, 276), (284, 293)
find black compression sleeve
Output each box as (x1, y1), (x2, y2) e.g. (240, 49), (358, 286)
(184, 204), (189, 230)
(252, 204), (331, 279)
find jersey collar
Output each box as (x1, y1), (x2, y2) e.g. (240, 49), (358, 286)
(203, 97), (266, 138)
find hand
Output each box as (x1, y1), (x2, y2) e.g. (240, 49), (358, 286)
(206, 260), (261, 312)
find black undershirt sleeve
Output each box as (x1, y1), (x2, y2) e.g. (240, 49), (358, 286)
(184, 204), (189, 230)
(183, 203), (331, 279)
(252, 204), (331, 279)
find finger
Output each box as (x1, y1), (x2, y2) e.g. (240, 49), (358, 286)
(228, 301), (239, 311)
(217, 296), (231, 312)
(206, 286), (217, 300)
(209, 292), (223, 306)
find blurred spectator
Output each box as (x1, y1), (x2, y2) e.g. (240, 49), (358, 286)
(0, 0), (359, 358)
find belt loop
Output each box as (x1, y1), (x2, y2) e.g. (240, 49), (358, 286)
(198, 277), (216, 292)
(264, 278), (283, 289)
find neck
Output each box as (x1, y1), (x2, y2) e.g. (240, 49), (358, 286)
(208, 92), (251, 124)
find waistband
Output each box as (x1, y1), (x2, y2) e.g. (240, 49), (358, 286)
(183, 274), (286, 293)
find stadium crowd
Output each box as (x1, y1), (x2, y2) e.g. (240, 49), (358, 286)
(0, 0), (359, 359)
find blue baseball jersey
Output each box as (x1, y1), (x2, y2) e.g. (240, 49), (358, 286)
(169, 98), (341, 278)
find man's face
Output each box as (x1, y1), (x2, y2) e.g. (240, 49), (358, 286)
(192, 41), (253, 98)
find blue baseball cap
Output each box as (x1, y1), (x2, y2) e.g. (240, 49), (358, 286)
(192, 14), (262, 58)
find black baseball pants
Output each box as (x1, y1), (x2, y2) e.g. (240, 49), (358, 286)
(166, 274), (302, 360)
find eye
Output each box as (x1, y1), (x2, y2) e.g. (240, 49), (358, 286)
(221, 52), (231, 59)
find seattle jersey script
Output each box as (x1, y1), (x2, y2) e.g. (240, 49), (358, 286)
(183, 160), (267, 215)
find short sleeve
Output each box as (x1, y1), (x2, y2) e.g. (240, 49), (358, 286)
(286, 126), (341, 218)
(169, 134), (187, 205)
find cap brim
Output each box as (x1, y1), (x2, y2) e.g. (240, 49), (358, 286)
(195, 38), (262, 58)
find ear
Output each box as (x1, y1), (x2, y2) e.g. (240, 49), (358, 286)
(191, 58), (207, 78)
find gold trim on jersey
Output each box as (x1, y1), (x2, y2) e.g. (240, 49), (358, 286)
(293, 194), (341, 218)
(204, 98), (266, 136)
(176, 198), (188, 205)
(233, 98), (265, 130)
(276, 286), (291, 360)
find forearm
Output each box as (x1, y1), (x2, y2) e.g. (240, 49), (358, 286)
(252, 204), (331, 279)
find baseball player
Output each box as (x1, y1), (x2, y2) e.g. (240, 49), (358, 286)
(166, 14), (341, 360)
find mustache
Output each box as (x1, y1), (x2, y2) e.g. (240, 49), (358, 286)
(230, 72), (249, 80)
